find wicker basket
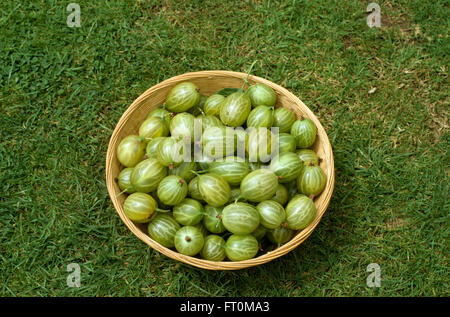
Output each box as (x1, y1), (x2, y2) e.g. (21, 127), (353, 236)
(105, 70), (335, 270)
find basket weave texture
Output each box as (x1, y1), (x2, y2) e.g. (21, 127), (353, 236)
(105, 70), (335, 270)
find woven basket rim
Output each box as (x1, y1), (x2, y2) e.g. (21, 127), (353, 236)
(105, 70), (335, 270)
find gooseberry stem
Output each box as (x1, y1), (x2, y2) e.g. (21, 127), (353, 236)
(198, 108), (206, 116)
(234, 195), (244, 204)
(191, 170), (201, 177)
(115, 187), (131, 198)
(241, 60), (258, 90)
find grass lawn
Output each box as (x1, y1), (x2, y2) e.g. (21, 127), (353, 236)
(0, 0), (448, 297)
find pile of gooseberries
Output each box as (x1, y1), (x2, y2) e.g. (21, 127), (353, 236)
(115, 80), (327, 262)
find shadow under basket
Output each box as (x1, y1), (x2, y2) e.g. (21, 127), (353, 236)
(105, 70), (335, 270)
